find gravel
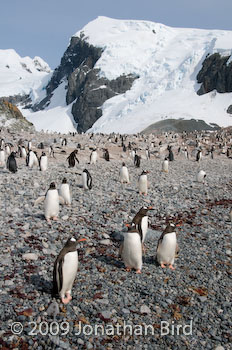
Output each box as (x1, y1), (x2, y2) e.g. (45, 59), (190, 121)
(0, 128), (231, 349)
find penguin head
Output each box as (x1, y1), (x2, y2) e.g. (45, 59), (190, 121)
(42, 152), (46, 156)
(141, 170), (149, 175)
(164, 222), (176, 234)
(49, 182), (56, 190)
(122, 162), (126, 166)
(62, 178), (67, 184)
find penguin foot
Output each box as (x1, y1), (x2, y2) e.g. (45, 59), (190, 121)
(53, 216), (58, 221)
(61, 297), (70, 304)
(169, 265), (175, 270)
(161, 263), (166, 268)
(136, 269), (141, 274)
(125, 267), (131, 272)
(46, 218), (51, 223)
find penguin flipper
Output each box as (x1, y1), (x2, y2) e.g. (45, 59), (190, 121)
(119, 243), (123, 257)
(34, 196), (45, 206)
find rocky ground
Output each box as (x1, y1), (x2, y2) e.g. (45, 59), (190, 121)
(0, 129), (231, 350)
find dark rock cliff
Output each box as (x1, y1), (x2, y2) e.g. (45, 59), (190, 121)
(33, 34), (138, 132)
(197, 53), (232, 95)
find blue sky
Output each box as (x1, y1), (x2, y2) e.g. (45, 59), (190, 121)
(1, 0), (231, 68)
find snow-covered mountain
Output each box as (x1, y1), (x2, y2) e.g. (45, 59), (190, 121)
(0, 49), (51, 103)
(2, 17), (232, 134)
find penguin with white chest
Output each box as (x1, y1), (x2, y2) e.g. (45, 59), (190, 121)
(90, 149), (98, 165)
(59, 178), (71, 205)
(82, 169), (92, 190)
(0, 148), (5, 167)
(196, 170), (206, 183)
(34, 182), (64, 223)
(162, 158), (169, 173)
(138, 170), (149, 195)
(120, 162), (130, 184)
(156, 223), (177, 270)
(52, 237), (86, 304)
(39, 152), (48, 172)
(120, 224), (143, 274)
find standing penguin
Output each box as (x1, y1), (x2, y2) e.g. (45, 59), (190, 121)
(82, 169), (92, 190)
(196, 150), (202, 162)
(34, 182), (64, 223)
(21, 146), (27, 159)
(138, 170), (149, 195)
(196, 170), (206, 183)
(0, 148), (5, 167)
(103, 149), (110, 161)
(52, 236), (86, 304)
(168, 147), (174, 161)
(90, 149), (98, 165)
(27, 150), (39, 168)
(59, 178), (71, 205)
(134, 154), (141, 168)
(162, 158), (169, 173)
(145, 148), (150, 160)
(120, 162), (130, 184)
(39, 152), (48, 172)
(130, 206), (154, 243)
(120, 224), (143, 274)
(7, 152), (17, 173)
(67, 150), (79, 168)
(156, 223), (177, 270)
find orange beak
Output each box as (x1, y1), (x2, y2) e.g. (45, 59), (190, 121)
(125, 223), (130, 227)
(148, 206), (154, 210)
(77, 238), (87, 242)
(176, 224), (182, 227)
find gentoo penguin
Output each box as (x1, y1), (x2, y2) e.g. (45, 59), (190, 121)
(196, 170), (206, 183)
(196, 150), (202, 162)
(138, 170), (149, 195)
(168, 147), (174, 161)
(52, 236), (86, 304)
(34, 182), (64, 223)
(48, 145), (55, 158)
(145, 148), (150, 160)
(0, 148), (5, 167)
(184, 148), (189, 159)
(39, 152), (48, 172)
(67, 150), (79, 168)
(130, 206), (154, 243)
(21, 146), (27, 159)
(26, 150), (39, 168)
(162, 158), (169, 173)
(7, 152), (17, 173)
(120, 162), (130, 184)
(156, 223), (177, 270)
(28, 140), (32, 151)
(82, 169), (92, 190)
(104, 149), (110, 161)
(134, 154), (141, 168)
(5, 144), (11, 156)
(59, 178), (71, 205)
(90, 149), (98, 164)
(120, 224), (143, 274)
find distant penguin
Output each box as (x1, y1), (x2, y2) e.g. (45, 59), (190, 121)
(59, 178), (71, 205)
(168, 148), (174, 161)
(90, 149), (98, 165)
(0, 148), (5, 167)
(162, 158), (169, 173)
(130, 206), (154, 243)
(27, 150), (39, 168)
(131, 149), (135, 160)
(5, 144), (11, 156)
(34, 182), (64, 223)
(7, 152), (17, 173)
(156, 223), (177, 270)
(120, 162), (130, 184)
(52, 236), (86, 304)
(134, 154), (141, 168)
(48, 145), (55, 158)
(39, 152), (48, 172)
(138, 170), (149, 195)
(82, 169), (92, 190)
(184, 148), (189, 159)
(120, 224), (143, 274)
(196, 170), (206, 183)
(67, 150), (79, 168)
(145, 148), (150, 160)
(104, 149), (110, 161)
(28, 141), (32, 151)
(21, 146), (27, 159)
(196, 150), (202, 162)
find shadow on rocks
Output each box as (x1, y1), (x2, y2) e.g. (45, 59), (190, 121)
(30, 274), (52, 294)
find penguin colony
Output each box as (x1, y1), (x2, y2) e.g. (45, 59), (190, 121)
(0, 127), (232, 309)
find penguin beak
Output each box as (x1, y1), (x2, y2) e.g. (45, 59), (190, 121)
(77, 238), (87, 242)
(176, 223), (181, 227)
(148, 206), (154, 210)
(125, 223), (130, 227)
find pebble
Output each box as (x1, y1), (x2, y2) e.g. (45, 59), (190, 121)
(22, 253), (38, 260)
